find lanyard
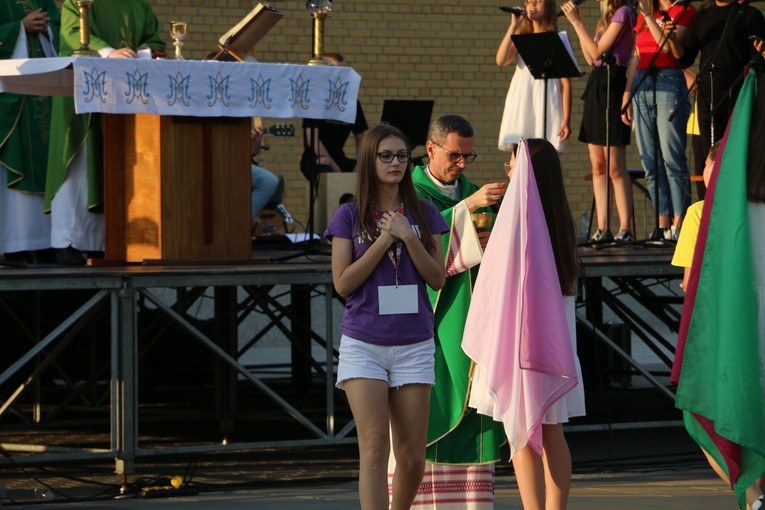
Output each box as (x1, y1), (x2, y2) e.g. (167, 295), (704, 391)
(373, 205), (404, 287)
(386, 241), (403, 287)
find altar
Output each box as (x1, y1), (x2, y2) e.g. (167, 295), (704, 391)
(0, 57), (361, 262)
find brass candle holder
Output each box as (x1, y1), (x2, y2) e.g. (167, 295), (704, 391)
(306, 0), (332, 66)
(169, 21), (188, 60)
(71, 0), (100, 57)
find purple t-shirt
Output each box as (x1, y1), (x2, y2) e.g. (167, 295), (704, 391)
(324, 200), (449, 346)
(594, 5), (636, 68)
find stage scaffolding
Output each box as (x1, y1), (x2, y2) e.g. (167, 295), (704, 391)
(577, 246), (684, 404)
(0, 246), (685, 474)
(0, 262), (354, 475)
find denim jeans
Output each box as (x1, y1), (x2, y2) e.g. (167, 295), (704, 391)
(632, 68), (692, 218)
(251, 163), (279, 218)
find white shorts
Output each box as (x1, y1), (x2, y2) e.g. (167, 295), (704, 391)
(336, 335), (435, 390)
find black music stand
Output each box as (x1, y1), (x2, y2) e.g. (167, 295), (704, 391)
(269, 117), (329, 262)
(511, 32), (582, 139)
(381, 99), (434, 166)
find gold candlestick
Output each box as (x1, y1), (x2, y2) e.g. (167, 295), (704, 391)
(306, 0), (332, 66)
(71, 0), (99, 57)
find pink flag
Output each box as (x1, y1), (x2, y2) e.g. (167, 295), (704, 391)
(462, 140), (578, 458)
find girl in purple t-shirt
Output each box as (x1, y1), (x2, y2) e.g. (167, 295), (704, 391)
(562, 0), (637, 243)
(324, 123), (447, 510)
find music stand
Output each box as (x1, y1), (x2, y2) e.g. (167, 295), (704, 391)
(380, 99), (434, 166)
(511, 32), (582, 138)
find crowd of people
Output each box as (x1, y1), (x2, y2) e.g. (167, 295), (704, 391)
(2, 0), (765, 509)
(495, 0), (765, 247)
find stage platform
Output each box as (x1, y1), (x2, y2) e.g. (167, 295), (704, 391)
(0, 243), (684, 482)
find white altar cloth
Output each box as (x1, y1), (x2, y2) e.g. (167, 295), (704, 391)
(0, 57), (360, 122)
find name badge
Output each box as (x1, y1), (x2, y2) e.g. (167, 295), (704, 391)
(378, 285), (418, 315)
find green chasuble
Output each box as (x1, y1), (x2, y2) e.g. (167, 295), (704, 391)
(413, 165), (506, 464)
(0, 0), (60, 193)
(44, 0), (165, 211)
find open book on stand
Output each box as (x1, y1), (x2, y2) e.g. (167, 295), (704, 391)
(213, 3), (283, 61)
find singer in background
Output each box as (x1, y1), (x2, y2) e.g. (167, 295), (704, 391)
(496, 0), (573, 154)
(620, 0), (695, 241)
(561, 0), (636, 243)
(0, 1), (60, 265)
(673, 0), (765, 201)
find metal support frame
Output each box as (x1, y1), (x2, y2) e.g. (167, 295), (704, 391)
(0, 264), (344, 474)
(578, 272), (682, 400)
(0, 250), (687, 471)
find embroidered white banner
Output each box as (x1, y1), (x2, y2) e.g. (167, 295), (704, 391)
(0, 57), (359, 121)
(72, 58), (360, 122)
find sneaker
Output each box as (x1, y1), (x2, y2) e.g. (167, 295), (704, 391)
(274, 203), (296, 233)
(614, 229), (634, 242)
(590, 229), (614, 243)
(753, 496), (764, 510)
(663, 226), (679, 241)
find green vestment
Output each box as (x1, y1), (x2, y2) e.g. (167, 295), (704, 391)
(413, 165), (506, 464)
(0, 0), (60, 193)
(44, 0), (165, 210)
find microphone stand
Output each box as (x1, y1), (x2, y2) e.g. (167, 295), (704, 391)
(622, 5), (688, 247)
(583, 51), (619, 249)
(270, 119), (331, 262)
(669, 1), (744, 148)
(579, 51), (621, 249)
(709, 39), (765, 122)
(580, 7), (637, 249)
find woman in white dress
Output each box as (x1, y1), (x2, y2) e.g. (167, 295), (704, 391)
(508, 139), (584, 510)
(496, 0), (573, 153)
(463, 139), (585, 510)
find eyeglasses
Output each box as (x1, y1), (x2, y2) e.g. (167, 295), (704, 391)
(433, 142), (478, 164)
(377, 151), (410, 164)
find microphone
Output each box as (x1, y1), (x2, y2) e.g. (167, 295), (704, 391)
(499, 6), (527, 16)
(557, 0), (586, 17)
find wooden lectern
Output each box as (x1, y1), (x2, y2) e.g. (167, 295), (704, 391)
(103, 114), (252, 263)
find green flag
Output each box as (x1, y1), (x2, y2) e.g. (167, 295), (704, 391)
(675, 69), (765, 509)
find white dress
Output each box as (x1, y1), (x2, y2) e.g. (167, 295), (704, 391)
(498, 31), (574, 154)
(468, 295), (586, 426)
(543, 295), (586, 423)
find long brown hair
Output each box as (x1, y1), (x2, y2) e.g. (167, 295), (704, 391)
(356, 124), (436, 253)
(517, 0), (559, 34)
(596, 0), (630, 35)
(524, 138), (579, 295)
